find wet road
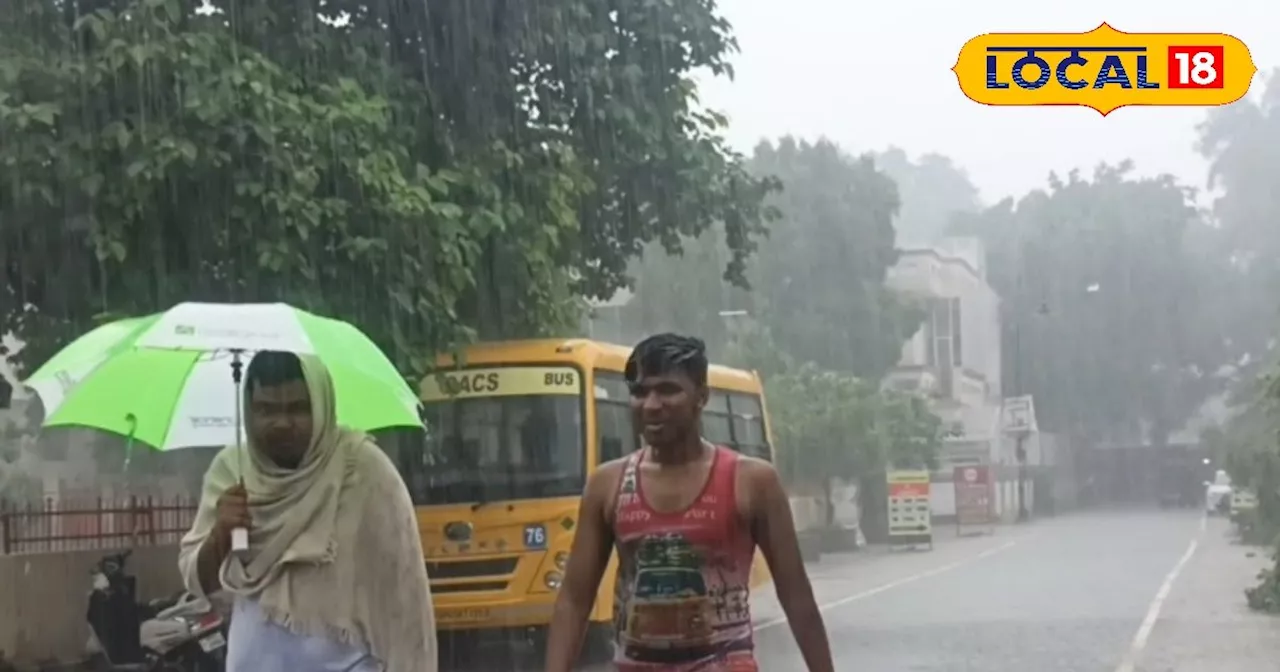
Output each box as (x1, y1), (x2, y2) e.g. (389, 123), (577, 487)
(440, 510), (1278, 671)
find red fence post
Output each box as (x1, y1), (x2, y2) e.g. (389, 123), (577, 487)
(146, 496), (157, 545)
(96, 496), (105, 551)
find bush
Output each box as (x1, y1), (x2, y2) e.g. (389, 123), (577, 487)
(1245, 552), (1280, 613)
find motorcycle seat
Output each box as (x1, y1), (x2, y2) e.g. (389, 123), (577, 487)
(147, 590), (186, 612)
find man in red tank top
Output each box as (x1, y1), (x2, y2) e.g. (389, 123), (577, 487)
(546, 334), (834, 672)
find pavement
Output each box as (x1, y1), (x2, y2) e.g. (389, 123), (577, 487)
(439, 510), (1280, 671)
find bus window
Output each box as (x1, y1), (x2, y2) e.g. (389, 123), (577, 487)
(701, 389), (734, 446)
(595, 372), (638, 463)
(728, 393), (772, 462)
(410, 366), (586, 505)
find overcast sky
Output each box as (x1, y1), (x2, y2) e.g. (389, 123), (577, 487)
(697, 0), (1275, 204)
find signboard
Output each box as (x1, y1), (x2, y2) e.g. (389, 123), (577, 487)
(887, 470), (933, 549)
(1001, 395), (1036, 436)
(954, 465), (994, 532)
(421, 366), (581, 401)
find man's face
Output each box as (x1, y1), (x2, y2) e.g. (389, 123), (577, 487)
(629, 369), (706, 448)
(248, 379), (313, 468)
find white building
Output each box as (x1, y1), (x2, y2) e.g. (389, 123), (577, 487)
(883, 238), (1017, 468)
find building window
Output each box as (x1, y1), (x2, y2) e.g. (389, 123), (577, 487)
(924, 310), (936, 366)
(929, 298), (956, 397)
(950, 297), (963, 367)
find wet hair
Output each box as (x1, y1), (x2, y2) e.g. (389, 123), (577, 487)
(245, 350), (305, 389)
(624, 333), (708, 387)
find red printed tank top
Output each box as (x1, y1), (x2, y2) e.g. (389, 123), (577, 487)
(610, 445), (758, 671)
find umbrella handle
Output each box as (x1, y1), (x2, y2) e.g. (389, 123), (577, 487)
(230, 349), (250, 556)
(122, 413), (137, 472)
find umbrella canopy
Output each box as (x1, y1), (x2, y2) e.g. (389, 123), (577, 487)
(24, 302), (422, 450)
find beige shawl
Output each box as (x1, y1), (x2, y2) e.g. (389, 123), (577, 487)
(178, 354), (437, 671)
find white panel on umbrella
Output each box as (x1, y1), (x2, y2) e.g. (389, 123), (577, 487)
(137, 303), (315, 354)
(161, 350), (252, 450)
(25, 353), (113, 418)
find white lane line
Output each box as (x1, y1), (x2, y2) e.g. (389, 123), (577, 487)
(754, 538), (1019, 632)
(1113, 516), (1205, 672)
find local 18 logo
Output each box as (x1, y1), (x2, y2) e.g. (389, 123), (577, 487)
(951, 23), (1256, 115)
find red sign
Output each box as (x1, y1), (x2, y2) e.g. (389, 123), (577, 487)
(889, 482), (929, 498)
(1167, 46), (1225, 89)
(954, 465), (993, 526)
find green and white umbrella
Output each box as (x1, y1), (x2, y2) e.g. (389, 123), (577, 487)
(24, 302), (422, 450)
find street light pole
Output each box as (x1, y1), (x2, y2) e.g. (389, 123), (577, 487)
(1016, 434), (1029, 522)
(1012, 280), (1030, 523)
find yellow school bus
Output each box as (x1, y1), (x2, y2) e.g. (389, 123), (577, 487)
(399, 338), (776, 643)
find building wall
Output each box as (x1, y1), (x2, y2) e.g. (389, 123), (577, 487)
(887, 243), (1001, 400)
(886, 239), (1010, 467)
(0, 545), (185, 665)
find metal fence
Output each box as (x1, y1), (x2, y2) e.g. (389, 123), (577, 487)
(0, 496), (199, 555)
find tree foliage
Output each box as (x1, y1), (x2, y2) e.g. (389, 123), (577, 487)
(1196, 67), (1280, 376)
(873, 147), (982, 246)
(951, 163), (1219, 446)
(766, 363), (940, 518)
(1191, 70), (1280, 611)
(620, 136), (923, 380)
(748, 138), (923, 380)
(613, 137), (942, 497)
(0, 0), (775, 374)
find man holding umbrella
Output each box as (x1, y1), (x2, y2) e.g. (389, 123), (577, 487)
(179, 351), (437, 671)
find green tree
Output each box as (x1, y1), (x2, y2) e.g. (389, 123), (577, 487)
(873, 146), (982, 246)
(613, 226), (755, 356)
(616, 137), (922, 380)
(951, 163), (1218, 446)
(766, 363), (940, 526)
(748, 137), (922, 380)
(875, 392), (942, 471)
(1194, 70), (1280, 612)
(1195, 67), (1280, 378)
(0, 0), (774, 375)
(766, 364), (876, 519)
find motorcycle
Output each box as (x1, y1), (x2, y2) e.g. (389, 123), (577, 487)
(86, 550), (228, 671)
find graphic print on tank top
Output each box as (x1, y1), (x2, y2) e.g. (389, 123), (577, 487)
(611, 445), (758, 671)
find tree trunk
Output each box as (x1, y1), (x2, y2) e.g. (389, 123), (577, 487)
(821, 477), (835, 528)
(858, 472), (888, 543)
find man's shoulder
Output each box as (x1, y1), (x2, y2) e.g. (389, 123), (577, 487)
(594, 455), (631, 477)
(349, 433), (396, 474)
(732, 453), (783, 491)
(585, 457), (628, 496)
(202, 445), (239, 482)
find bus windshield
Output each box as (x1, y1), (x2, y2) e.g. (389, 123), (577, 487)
(386, 366), (586, 505)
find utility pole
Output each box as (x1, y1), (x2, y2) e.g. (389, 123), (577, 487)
(1016, 434), (1029, 522)
(1012, 269), (1030, 523)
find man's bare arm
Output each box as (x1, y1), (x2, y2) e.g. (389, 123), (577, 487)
(750, 463), (835, 672)
(544, 465), (617, 672)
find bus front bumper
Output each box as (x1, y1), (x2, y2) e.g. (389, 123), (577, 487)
(433, 592), (567, 631)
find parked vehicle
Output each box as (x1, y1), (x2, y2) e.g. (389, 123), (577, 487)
(1204, 470), (1233, 515)
(86, 550), (227, 671)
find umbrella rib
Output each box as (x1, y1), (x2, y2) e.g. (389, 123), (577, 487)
(153, 350), (221, 451)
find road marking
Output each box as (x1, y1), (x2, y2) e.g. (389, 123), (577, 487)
(1113, 516), (1205, 672)
(754, 538), (1019, 632)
